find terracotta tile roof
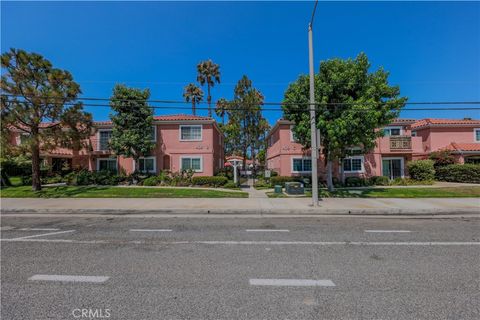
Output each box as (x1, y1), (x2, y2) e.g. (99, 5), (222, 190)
(94, 114), (213, 126)
(445, 143), (480, 152)
(412, 118), (480, 129)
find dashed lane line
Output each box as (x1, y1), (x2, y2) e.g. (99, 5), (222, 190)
(365, 230), (412, 233)
(249, 279), (335, 287)
(246, 229), (290, 232)
(29, 274), (109, 283)
(7, 230), (75, 240)
(129, 229), (172, 232)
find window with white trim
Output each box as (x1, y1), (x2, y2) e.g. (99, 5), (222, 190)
(292, 157), (312, 173)
(180, 156), (202, 172)
(180, 125), (202, 141)
(137, 156), (156, 173)
(98, 130), (112, 151)
(475, 128), (480, 142)
(150, 126), (157, 142)
(343, 156), (364, 173)
(383, 126), (402, 136)
(97, 158), (117, 172)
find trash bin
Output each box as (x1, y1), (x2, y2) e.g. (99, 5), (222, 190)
(274, 185), (282, 194)
(285, 182), (304, 195)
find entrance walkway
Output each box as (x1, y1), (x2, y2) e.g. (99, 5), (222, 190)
(240, 178), (268, 198)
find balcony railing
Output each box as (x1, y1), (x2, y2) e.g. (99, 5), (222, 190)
(390, 136), (412, 150)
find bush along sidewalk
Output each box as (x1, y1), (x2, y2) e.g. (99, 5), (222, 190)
(436, 164), (480, 183)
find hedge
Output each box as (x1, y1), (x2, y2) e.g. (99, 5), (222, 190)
(192, 176), (228, 187)
(270, 176), (303, 187)
(368, 176), (390, 186)
(407, 160), (435, 181)
(436, 164), (480, 183)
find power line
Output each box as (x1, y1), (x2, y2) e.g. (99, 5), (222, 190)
(3, 99), (480, 113)
(2, 93), (480, 108)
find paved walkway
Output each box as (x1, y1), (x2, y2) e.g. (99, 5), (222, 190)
(240, 179), (268, 198)
(1, 197), (479, 215)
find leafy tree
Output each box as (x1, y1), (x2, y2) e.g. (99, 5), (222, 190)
(215, 98), (229, 125)
(197, 59), (220, 117)
(223, 76), (269, 171)
(1, 48), (92, 191)
(183, 83), (203, 116)
(283, 53), (407, 191)
(109, 84), (155, 172)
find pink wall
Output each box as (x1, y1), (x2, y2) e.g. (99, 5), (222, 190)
(415, 126), (479, 152)
(11, 121), (224, 177)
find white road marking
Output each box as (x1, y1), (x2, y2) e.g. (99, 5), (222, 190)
(18, 228), (60, 231)
(129, 229), (172, 232)
(249, 279), (335, 287)
(29, 274), (109, 283)
(8, 230), (75, 240)
(365, 230), (412, 233)
(1, 238), (479, 246)
(246, 229), (290, 232)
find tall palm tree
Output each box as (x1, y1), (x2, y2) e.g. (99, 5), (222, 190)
(197, 59), (221, 117)
(215, 98), (229, 125)
(183, 83), (204, 115)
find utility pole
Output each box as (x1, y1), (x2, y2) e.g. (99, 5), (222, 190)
(308, 0), (320, 207)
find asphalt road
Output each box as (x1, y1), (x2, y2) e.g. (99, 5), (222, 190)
(1, 214), (479, 320)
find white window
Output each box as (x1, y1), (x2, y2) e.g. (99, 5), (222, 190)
(150, 126), (157, 142)
(180, 125), (202, 141)
(292, 157), (312, 173)
(96, 158), (117, 172)
(343, 156), (364, 173)
(180, 156), (203, 172)
(135, 156), (156, 173)
(98, 129), (113, 151)
(383, 126), (402, 136)
(16, 133), (29, 145)
(475, 128), (480, 142)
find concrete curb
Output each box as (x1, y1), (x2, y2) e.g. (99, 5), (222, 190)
(1, 208), (479, 216)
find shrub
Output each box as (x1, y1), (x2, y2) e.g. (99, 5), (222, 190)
(344, 176), (369, 187)
(270, 176), (302, 187)
(142, 176), (159, 186)
(369, 176), (390, 186)
(253, 178), (270, 189)
(436, 164), (480, 183)
(66, 170), (123, 186)
(389, 177), (434, 186)
(223, 181), (238, 189)
(429, 150), (456, 169)
(21, 175), (33, 186)
(192, 176), (228, 187)
(407, 160), (435, 181)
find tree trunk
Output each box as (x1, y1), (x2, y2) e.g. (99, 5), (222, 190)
(326, 159), (334, 192)
(340, 159), (345, 184)
(207, 85), (212, 118)
(31, 138), (42, 191)
(192, 101), (196, 116)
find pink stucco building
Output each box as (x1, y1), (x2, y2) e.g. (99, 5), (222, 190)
(10, 114), (224, 176)
(266, 118), (480, 180)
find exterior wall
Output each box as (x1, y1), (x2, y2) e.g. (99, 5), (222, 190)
(266, 120), (480, 179)
(10, 120), (224, 177)
(414, 126), (479, 152)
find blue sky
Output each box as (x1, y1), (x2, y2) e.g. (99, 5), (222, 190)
(2, 1), (479, 125)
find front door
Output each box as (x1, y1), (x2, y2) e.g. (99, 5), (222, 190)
(382, 158), (403, 180)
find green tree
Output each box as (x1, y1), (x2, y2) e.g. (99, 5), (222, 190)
(197, 59), (220, 117)
(1, 48), (92, 191)
(283, 53), (407, 191)
(224, 76), (269, 171)
(109, 84), (155, 172)
(215, 98), (229, 125)
(183, 83), (203, 116)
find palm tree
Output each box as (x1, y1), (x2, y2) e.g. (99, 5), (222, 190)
(197, 59), (221, 117)
(215, 98), (229, 125)
(183, 83), (204, 115)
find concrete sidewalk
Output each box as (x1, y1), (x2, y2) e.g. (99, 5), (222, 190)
(1, 197), (479, 215)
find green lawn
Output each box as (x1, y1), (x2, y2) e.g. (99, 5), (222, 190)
(268, 186), (480, 198)
(0, 186), (248, 198)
